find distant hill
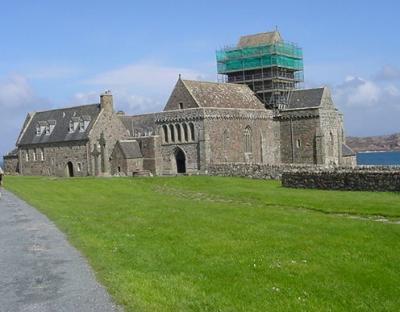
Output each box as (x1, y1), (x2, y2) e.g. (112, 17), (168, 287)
(347, 133), (400, 152)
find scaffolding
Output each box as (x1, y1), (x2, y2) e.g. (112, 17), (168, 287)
(216, 40), (304, 109)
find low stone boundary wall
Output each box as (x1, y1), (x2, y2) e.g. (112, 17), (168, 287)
(207, 163), (400, 192)
(282, 167), (400, 192)
(207, 163), (319, 180)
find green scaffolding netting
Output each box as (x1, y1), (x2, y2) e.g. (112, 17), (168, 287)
(216, 41), (303, 73)
(217, 55), (303, 72)
(216, 42), (303, 61)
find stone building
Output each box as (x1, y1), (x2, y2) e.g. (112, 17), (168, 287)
(3, 30), (356, 176)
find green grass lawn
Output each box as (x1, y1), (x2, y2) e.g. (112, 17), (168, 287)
(5, 176), (400, 312)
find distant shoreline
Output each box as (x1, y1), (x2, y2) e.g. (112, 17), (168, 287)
(357, 150), (400, 154)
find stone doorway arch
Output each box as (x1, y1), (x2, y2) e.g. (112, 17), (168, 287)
(174, 148), (186, 174)
(66, 161), (74, 177)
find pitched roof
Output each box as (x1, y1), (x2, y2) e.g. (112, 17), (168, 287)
(237, 31), (282, 48)
(286, 88), (325, 109)
(119, 113), (156, 137)
(117, 140), (142, 159)
(18, 104), (101, 146)
(182, 80), (265, 109)
(342, 143), (356, 157)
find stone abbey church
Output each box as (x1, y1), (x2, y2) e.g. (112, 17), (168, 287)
(3, 31), (356, 177)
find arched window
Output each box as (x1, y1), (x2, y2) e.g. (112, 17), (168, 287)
(169, 124), (175, 142)
(296, 139), (301, 148)
(223, 129), (230, 161)
(329, 132), (334, 156)
(162, 125), (169, 143)
(176, 124), (182, 142)
(244, 126), (252, 153)
(182, 123), (189, 142)
(189, 123), (195, 141)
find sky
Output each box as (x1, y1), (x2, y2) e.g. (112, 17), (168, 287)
(1, 0), (400, 157)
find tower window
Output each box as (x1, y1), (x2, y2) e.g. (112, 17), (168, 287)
(244, 126), (252, 153)
(179, 102), (183, 109)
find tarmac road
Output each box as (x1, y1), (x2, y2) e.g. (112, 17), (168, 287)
(0, 189), (122, 312)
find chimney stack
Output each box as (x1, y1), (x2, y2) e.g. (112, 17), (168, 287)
(100, 90), (113, 113)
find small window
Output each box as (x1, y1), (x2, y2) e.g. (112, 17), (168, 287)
(189, 123), (195, 141)
(162, 125), (169, 143)
(179, 102), (183, 109)
(79, 120), (85, 132)
(244, 126), (252, 153)
(68, 121), (75, 133)
(25, 151), (29, 162)
(36, 125), (41, 136)
(77, 163), (82, 172)
(40, 148), (44, 161)
(169, 124), (175, 142)
(33, 149), (37, 161)
(296, 139), (301, 148)
(45, 125), (50, 135)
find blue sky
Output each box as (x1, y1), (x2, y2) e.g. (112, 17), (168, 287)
(1, 0), (400, 156)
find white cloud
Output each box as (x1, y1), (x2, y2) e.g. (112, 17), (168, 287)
(85, 61), (206, 93)
(81, 60), (212, 115)
(374, 65), (400, 81)
(0, 74), (48, 157)
(332, 73), (400, 136)
(0, 75), (37, 108)
(335, 76), (381, 107)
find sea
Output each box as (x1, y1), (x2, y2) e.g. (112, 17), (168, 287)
(1, 152), (400, 169)
(357, 151), (400, 165)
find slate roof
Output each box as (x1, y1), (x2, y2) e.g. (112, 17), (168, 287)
(117, 140), (142, 159)
(182, 80), (265, 110)
(119, 113), (156, 137)
(286, 88), (325, 109)
(237, 31), (282, 48)
(18, 104), (101, 146)
(342, 143), (356, 157)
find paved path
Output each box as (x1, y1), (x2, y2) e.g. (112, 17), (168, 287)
(0, 189), (122, 312)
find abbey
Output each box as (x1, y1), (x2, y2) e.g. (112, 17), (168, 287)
(3, 31), (356, 176)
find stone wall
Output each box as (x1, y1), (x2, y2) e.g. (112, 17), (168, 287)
(3, 155), (19, 175)
(19, 141), (89, 177)
(208, 163), (400, 192)
(88, 109), (129, 176)
(204, 108), (279, 165)
(279, 110), (320, 164)
(207, 163), (316, 180)
(135, 136), (162, 175)
(282, 167), (400, 192)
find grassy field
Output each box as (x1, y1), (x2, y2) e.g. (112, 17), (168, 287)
(5, 176), (400, 312)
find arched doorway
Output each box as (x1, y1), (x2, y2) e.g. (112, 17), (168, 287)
(66, 161), (74, 177)
(175, 148), (186, 174)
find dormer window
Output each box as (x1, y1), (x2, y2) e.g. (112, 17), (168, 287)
(45, 125), (50, 135)
(79, 120), (85, 132)
(68, 120), (75, 133)
(36, 125), (41, 136)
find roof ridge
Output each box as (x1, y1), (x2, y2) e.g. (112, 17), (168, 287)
(182, 79), (249, 88)
(34, 103), (100, 114)
(293, 87), (325, 92)
(181, 79), (201, 107)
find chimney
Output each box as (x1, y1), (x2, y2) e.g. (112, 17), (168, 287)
(100, 90), (113, 113)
